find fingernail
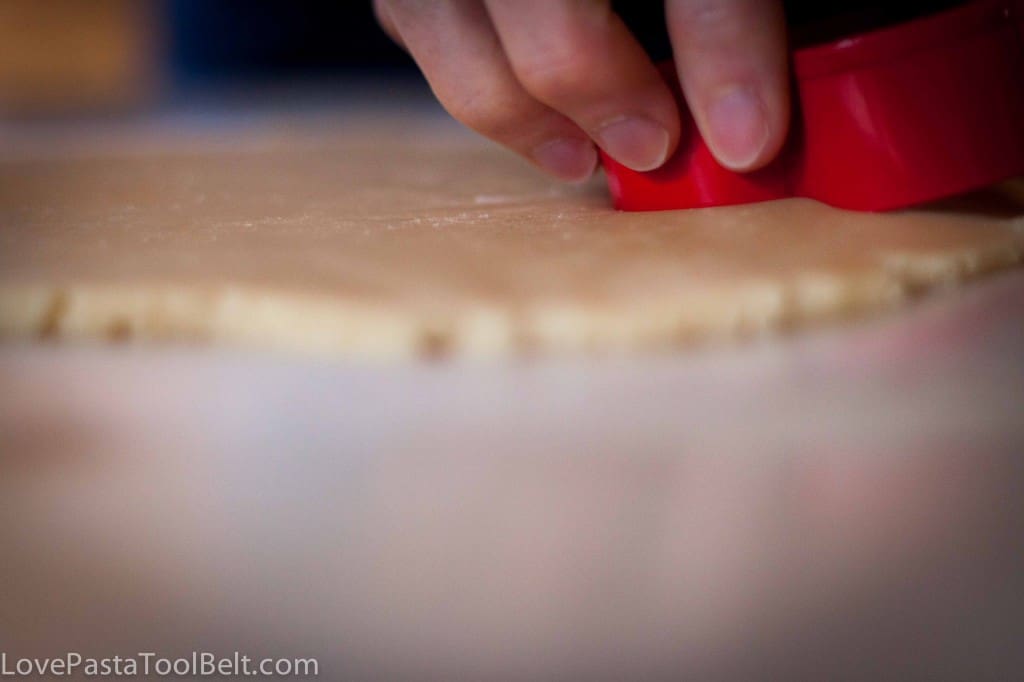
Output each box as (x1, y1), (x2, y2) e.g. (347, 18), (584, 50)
(705, 86), (770, 170)
(532, 137), (598, 182)
(594, 116), (671, 172)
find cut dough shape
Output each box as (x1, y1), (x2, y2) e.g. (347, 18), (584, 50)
(0, 118), (1022, 358)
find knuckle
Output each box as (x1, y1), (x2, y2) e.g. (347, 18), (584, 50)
(441, 83), (527, 139)
(514, 52), (597, 104)
(504, 5), (613, 107)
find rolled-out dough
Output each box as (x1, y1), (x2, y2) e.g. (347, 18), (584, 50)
(0, 119), (1022, 357)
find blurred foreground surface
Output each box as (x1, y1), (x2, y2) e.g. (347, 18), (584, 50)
(2, 266), (1023, 679)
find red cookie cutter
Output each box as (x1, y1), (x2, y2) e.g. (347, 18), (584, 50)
(601, 0), (1024, 212)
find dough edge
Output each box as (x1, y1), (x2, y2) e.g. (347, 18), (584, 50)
(2, 231), (1019, 359)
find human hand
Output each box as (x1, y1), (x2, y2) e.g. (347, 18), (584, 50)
(374, 0), (790, 182)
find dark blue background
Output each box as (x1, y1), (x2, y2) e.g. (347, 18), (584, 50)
(165, 1), (965, 84)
